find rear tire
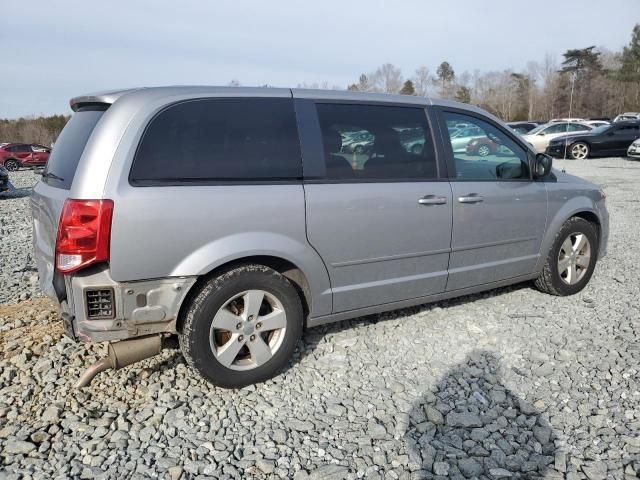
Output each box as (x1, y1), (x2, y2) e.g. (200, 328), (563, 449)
(179, 264), (303, 388)
(4, 159), (19, 171)
(534, 217), (598, 296)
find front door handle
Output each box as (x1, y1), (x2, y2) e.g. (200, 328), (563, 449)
(458, 194), (484, 204)
(418, 195), (448, 206)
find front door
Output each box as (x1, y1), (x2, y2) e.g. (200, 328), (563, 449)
(437, 109), (547, 291)
(300, 100), (452, 313)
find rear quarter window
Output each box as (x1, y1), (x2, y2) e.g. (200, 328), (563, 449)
(43, 106), (106, 189)
(130, 98), (302, 184)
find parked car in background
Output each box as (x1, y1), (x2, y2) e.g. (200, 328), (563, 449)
(613, 112), (640, 122)
(550, 118), (586, 123)
(584, 120), (610, 128)
(521, 122), (593, 152)
(449, 125), (486, 152)
(31, 86), (609, 389)
(465, 136), (500, 156)
(340, 130), (373, 154)
(399, 127), (426, 154)
(628, 138), (640, 159)
(546, 121), (640, 159)
(0, 165), (9, 192)
(0, 143), (51, 171)
(506, 121), (542, 134)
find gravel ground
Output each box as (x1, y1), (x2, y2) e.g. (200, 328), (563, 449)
(0, 161), (639, 480)
(0, 172), (40, 304)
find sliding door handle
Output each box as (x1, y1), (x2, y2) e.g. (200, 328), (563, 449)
(458, 194), (484, 204)
(418, 195), (448, 206)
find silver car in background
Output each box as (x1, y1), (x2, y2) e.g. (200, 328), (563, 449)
(31, 87), (609, 388)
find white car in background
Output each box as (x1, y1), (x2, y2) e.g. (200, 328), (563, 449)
(584, 120), (610, 128)
(614, 112), (640, 122)
(521, 122), (593, 152)
(628, 138), (640, 159)
(549, 117), (586, 123)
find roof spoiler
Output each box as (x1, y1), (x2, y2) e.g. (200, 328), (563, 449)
(70, 88), (144, 112)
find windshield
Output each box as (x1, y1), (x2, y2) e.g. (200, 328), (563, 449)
(590, 125), (611, 135)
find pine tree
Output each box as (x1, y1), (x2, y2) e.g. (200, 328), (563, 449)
(400, 80), (416, 95)
(560, 46), (602, 116)
(357, 74), (370, 92)
(617, 24), (640, 106)
(436, 61), (455, 97)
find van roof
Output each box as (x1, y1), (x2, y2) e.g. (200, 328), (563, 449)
(70, 86), (434, 110)
(69, 85), (499, 124)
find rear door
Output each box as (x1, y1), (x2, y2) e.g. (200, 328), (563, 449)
(435, 108), (547, 291)
(297, 99), (452, 313)
(31, 107), (107, 298)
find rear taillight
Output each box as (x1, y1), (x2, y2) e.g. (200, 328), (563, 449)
(56, 199), (114, 273)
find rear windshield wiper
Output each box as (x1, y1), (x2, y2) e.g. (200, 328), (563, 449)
(41, 172), (64, 181)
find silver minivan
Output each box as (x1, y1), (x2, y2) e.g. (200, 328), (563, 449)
(31, 87), (609, 388)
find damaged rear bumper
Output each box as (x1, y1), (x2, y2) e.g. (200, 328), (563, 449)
(62, 266), (196, 343)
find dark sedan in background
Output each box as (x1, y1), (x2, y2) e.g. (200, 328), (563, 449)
(546, 121), (640, 159)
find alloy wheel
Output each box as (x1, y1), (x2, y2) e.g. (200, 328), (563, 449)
(570, 143), (589, 160)
(478, 145), (490, 157)
(209, 290), (287, 371)
(557, 232), (591, 285)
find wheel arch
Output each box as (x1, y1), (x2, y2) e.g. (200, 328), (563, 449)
(176, 255), (316, 334)
(536, 199), (604, 273)
(572, 210), (600, 238)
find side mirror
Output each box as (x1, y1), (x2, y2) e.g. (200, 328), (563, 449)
(537, 132), (545, 136)
(534, 153), (553, 177)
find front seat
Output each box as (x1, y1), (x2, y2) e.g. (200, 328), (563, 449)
(323, 129), (353, 178)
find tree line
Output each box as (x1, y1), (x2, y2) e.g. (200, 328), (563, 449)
(1, 24), (638, 146)
(345, 24), (640, 122)
(0, 115), (69, 147)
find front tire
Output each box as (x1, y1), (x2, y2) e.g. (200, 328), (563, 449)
(179, 264), (303, 388)
(4, 159), (19, 171)
(569, 142), (590, 160)
(534, 217), (598, 296)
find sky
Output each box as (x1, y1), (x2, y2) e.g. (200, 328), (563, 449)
(1, 0), (639, 118)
